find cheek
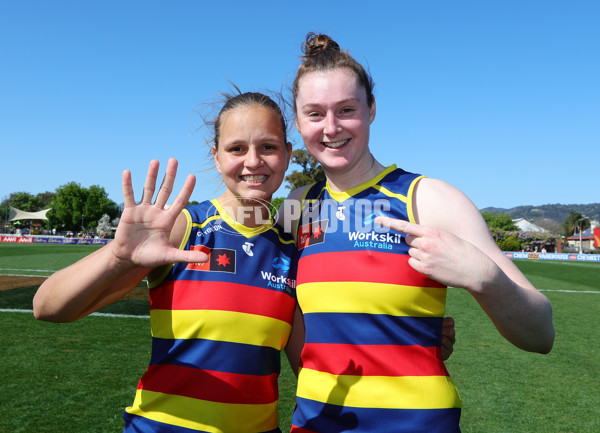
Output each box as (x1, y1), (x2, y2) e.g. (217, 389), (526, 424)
(274, 157), (289, 175)
(216, 156), (240, 178)
(298, 120), (318, 139)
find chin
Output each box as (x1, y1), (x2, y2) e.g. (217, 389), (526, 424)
(238, 193), (273, 205)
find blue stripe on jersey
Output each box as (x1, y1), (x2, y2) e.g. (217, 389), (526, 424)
(123, 411), (282, 433)
(123, 411), (211, 433)
(303, 312), (442, 347)
(292, 397), (461, 433)
(150, 337), (281, 376)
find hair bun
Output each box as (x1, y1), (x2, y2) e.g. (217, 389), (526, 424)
(302, 32), (340, 58)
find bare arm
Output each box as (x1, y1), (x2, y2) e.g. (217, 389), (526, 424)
(284, 305), (305, 377)
(277, 186), (311, 375)
(375, 178), (554, 354)
(33, 159), (207, 322)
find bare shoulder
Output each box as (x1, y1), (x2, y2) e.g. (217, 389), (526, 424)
(413, 178), (482, 232)
(414, 177), (530, 282)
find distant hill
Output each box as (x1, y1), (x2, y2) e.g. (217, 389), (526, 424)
(480, 203), (600, 233)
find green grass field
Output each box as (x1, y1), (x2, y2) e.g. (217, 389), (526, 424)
(1, 244), (599, 432)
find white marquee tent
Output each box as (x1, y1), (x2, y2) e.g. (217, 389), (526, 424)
(9, 206), (51, 221)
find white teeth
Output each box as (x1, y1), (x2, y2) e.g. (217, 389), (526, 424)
(242, 175), (267, 183)
(323, 139), (349, 148)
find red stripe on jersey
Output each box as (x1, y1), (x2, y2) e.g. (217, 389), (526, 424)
(150, 280), (295, 324)
(300, 343), (449, 377)
(138, 363), (278, 404)
(298, 250), (444, 287)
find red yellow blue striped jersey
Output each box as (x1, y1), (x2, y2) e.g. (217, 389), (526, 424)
(123, 199), (297, 433)
(291, 165), (462, 433)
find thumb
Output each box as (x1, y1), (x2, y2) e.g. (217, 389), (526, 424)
(170, 249), (209, 264)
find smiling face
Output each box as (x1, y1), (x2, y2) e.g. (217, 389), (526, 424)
(213, 104), (291, 212)
(295, 68), (376, 178)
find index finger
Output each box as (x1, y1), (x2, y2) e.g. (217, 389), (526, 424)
(374, 216), (426, 237)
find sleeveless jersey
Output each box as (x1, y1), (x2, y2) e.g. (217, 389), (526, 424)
(290, 165), (462, 433)
(123, 199), (297, 433)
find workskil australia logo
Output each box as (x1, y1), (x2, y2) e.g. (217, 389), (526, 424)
(349, 210), (403, 250)
(260, 255), (296, 293)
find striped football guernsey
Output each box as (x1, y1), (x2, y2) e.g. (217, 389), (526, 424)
(123, 199), (297, 433)
(290, 165), (462, 433)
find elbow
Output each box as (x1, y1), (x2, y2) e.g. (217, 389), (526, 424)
(32, 293), (69, 323)
(32, 299), (54, 322)
(529, 310), (555, 355)
(538, 304), (556, 354)
(537, 326), (555, 355)
(32, 293), (48, 321)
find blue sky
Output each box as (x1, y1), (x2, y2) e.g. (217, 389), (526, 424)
(1, 1), (598, 211)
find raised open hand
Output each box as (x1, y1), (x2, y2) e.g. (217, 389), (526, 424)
(110, 158), (208, 268)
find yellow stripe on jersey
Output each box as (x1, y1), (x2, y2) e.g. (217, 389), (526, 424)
(296, 368), (462, 410)
(211, 199), (274, 239)
(297, 281), (446, 317)
(269, 224), (297, 245)
(150, 309), (292, 350)
(406, 175), (425, 223)
(370, 184), (408, 203)
(325, 165), (397, 202)
(191, 214), (221, 229)
(125, 389), (279, 433)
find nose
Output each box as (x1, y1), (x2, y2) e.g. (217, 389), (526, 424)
(323, 112), (340, 137)
(244, 147), (263, 169)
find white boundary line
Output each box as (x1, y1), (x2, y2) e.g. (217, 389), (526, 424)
(0, 309), (149, 319)
(0, 268), (58, 272)
(539, 289), (600, 294)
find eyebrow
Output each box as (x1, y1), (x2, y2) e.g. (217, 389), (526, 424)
(223, 135), (283, 146)
(300, 97), (361, 110)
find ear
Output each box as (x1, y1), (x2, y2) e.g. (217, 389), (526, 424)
(369, 97), (376, 124)
(295, 117), (300, 133)
(212, 146), (222, 174)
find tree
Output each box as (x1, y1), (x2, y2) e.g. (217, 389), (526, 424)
(36, 191), (56, 208)
(5, 192), (43, 212)
(500, 234), (522, 252)
(269, 197), (285, 218)
(84, 185), (120, 230)
(50, 182), (119, 233)
(561, 212), (590, 237)
(284, 149), (325, 190)
(1, 192), (55, 230)
(50, 182), (86, 232)
(481, 212), (519, 231)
